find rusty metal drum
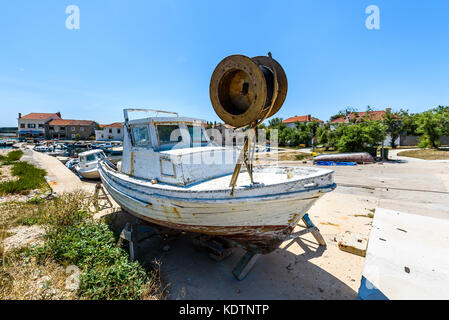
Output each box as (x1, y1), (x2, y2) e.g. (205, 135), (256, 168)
(209, 54), (288, 128)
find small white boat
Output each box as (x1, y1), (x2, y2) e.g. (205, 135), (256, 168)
(34, 145), (49, 152)
(99, 109), (336, 253)
(75, 149), (107, 179)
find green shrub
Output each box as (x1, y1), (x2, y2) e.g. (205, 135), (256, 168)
(35, 222), (152, 300)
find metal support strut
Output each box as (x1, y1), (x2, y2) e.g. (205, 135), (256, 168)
(119, 222), (160, 261)
(232, 213), (326, 281)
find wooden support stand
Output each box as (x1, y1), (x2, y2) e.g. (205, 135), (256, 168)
(192, 235), (234, 262)
(232, 213), (326, 281)
(93, 183), (113, 211)
(289, 213), (327, 246)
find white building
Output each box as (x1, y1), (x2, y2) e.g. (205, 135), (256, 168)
(95, 122), (124, 141)
(18, 112), (61, 140)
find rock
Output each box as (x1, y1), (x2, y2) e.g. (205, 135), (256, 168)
(338, 231), (368, 257)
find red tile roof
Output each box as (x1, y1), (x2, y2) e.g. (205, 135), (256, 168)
(100, 122), (123, 128)
(49, 119), (96, 126)
(20, 113), (61, 120)
(283, 115), (323, 123)
(330, 110), (387, 124)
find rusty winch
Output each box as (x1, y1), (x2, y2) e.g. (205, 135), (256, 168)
(209, 53), (288, 128)
(209, 53), (288, 194)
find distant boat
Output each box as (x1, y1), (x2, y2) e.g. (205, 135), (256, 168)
(313, 152), (375, 164)
(75, 149), (107, 179)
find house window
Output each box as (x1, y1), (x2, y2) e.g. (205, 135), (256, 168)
(20, 124), (25, 128)
(49, 126), (54, 130)
(71, 127), (75, 132)
(117, 129), (121, 134)
(109, 129), (112, 134)
(28, 124), (36, 128)
(80, 127), (85, 132)
(132, 126), (151, 147)
(72, 134), (76, 139)
(38, 124), (44, 128)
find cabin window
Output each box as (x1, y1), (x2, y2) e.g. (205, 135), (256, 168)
(187, 125), (208, 146)
(156, 125), (182, 146)
(86, 154), (96, 162)
(132, 126), (151, 147)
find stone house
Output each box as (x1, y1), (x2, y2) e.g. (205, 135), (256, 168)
(46, 119), (99, 140)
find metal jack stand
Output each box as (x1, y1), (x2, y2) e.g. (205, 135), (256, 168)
(119, 222), (160, 261)
(232, 213), (326, 281)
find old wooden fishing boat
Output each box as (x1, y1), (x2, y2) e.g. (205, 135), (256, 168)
(100, 54), (336, 257)
(99, 109), (336, 253)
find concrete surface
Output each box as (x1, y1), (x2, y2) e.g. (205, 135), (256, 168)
(24, 145), (449, 299)
(360, 208), (449, 300)
(22, 145), (97, 194)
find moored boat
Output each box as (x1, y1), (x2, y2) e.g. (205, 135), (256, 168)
(75, 149), (107, 179)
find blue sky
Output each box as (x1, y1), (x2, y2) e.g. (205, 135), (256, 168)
(1, 0), (449, 127)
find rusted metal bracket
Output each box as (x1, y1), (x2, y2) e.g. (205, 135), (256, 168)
(229, 128), (256, 195)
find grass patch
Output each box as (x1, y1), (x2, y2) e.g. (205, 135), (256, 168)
(0, 248), (76, 300)
(4, 191), (162, 300)
(0, 150), (23, 165)
(0, 161), (47, 195)
(277, 151), (313, 161)
(397, 148), (449, 160)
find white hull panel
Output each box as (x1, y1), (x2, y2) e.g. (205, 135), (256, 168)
(99, 162), (335, 252)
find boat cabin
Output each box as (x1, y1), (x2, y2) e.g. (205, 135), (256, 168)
(120, 111), (239, 186)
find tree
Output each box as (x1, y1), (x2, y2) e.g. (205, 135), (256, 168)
(416, 110), (444, 148)
(74, 133), (81, 141)
(383, 109), (403, 148)
(399, 110), (420, 136)
(329, 107), (358, 122)
(335, 121), (385, 152)
(268, 117), (284, 128)
(317, 123), (338, 150)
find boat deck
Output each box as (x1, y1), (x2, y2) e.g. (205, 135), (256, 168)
(105, 163), (333, 193)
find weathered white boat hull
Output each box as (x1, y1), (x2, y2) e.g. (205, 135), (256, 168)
(75, 165), (100, 179)
(99, 162), (335, 253)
